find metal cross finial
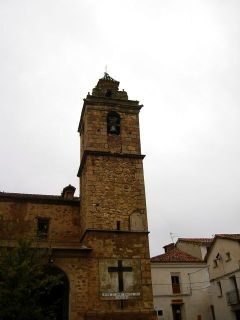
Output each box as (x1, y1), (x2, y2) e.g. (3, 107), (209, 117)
(104, 65), (109, 78)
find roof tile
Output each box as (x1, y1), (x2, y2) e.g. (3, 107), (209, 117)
(0, 191), (80, 204)
(216, 234), (240, 240)
(151, 248), (202, 263)
(178, 238), (213, 246)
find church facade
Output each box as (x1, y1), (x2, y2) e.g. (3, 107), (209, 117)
(0, 74), (156, 320)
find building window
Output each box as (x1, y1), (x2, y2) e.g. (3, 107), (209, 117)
(217, 281), (222, 297)
(210, 305), (216, 320)
(229, 275), (238, 293)
(107, 112), (121, 135)
(37, 218), (49, 238)
(213, 259), (218, 268)
(105, 89), (112, 97)
(214, 253), (222, 268)
(226, 252), (231, 261)
(227, 276), (239, 305)
(117, 221), (121, 230)
(157, 309), (163, 316)
(171, 274), (181, 294)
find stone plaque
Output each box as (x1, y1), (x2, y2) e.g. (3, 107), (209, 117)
(130, 212), (144, 231)
(99, 259), (141, 300)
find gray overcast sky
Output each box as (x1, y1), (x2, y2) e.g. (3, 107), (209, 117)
(1, 0), (240, 256)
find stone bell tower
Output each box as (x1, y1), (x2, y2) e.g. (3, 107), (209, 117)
(77, 73), (156, 320)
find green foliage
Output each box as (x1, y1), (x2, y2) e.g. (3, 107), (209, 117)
(0, 240), (63, 320)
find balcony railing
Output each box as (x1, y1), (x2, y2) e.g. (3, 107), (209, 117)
(226, 289), (240, 305)
(153, 284), (191, 296)
(172, 283), (181, 294)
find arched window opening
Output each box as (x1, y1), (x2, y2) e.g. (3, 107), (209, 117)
(105, 89), (112, 97)
(107, 112), (121, 135)
(41, 266), (69, 320)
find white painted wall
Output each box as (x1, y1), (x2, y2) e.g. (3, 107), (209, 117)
(151, 262), (212, 320)
(207, 238), (240, 320)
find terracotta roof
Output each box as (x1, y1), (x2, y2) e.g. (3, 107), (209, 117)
(177, 238), (213, 246)
(151, 248), (202, 263)
(0, 192), (80, 205)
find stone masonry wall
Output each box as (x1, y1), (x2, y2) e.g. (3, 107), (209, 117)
(80, 155), (148, 235)
(79, 231), (154, 318)
(54, 256), (90, 320)
(0, 200), (80, 242)
(50, 232), (155, 320)
(80, 106), (141, 155)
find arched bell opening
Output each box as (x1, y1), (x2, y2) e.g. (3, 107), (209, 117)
(107, 111), (121, 135)
(105, 89), (113, 97)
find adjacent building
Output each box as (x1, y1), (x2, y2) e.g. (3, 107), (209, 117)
(176, 238), (213, 260)
(207, 234), (240, 320)
(151, 235), (240, 320)
(151, 243), (211, 320)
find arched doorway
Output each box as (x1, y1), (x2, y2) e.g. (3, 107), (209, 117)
(42, 266), (69, 320)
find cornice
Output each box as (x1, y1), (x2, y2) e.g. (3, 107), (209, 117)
(77, 150), (145, 177)
(80, 228), (149, 243)
(78, 97), (143, 132)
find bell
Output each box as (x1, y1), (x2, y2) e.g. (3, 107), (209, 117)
(109, 125), (118, 134)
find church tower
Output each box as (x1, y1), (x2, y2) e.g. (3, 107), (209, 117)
(78, 73), (156, 320)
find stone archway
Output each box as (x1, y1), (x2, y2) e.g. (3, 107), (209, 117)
(43, 266), (70, 320)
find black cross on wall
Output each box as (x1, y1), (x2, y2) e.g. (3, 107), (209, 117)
(108, 260), (133, 292)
